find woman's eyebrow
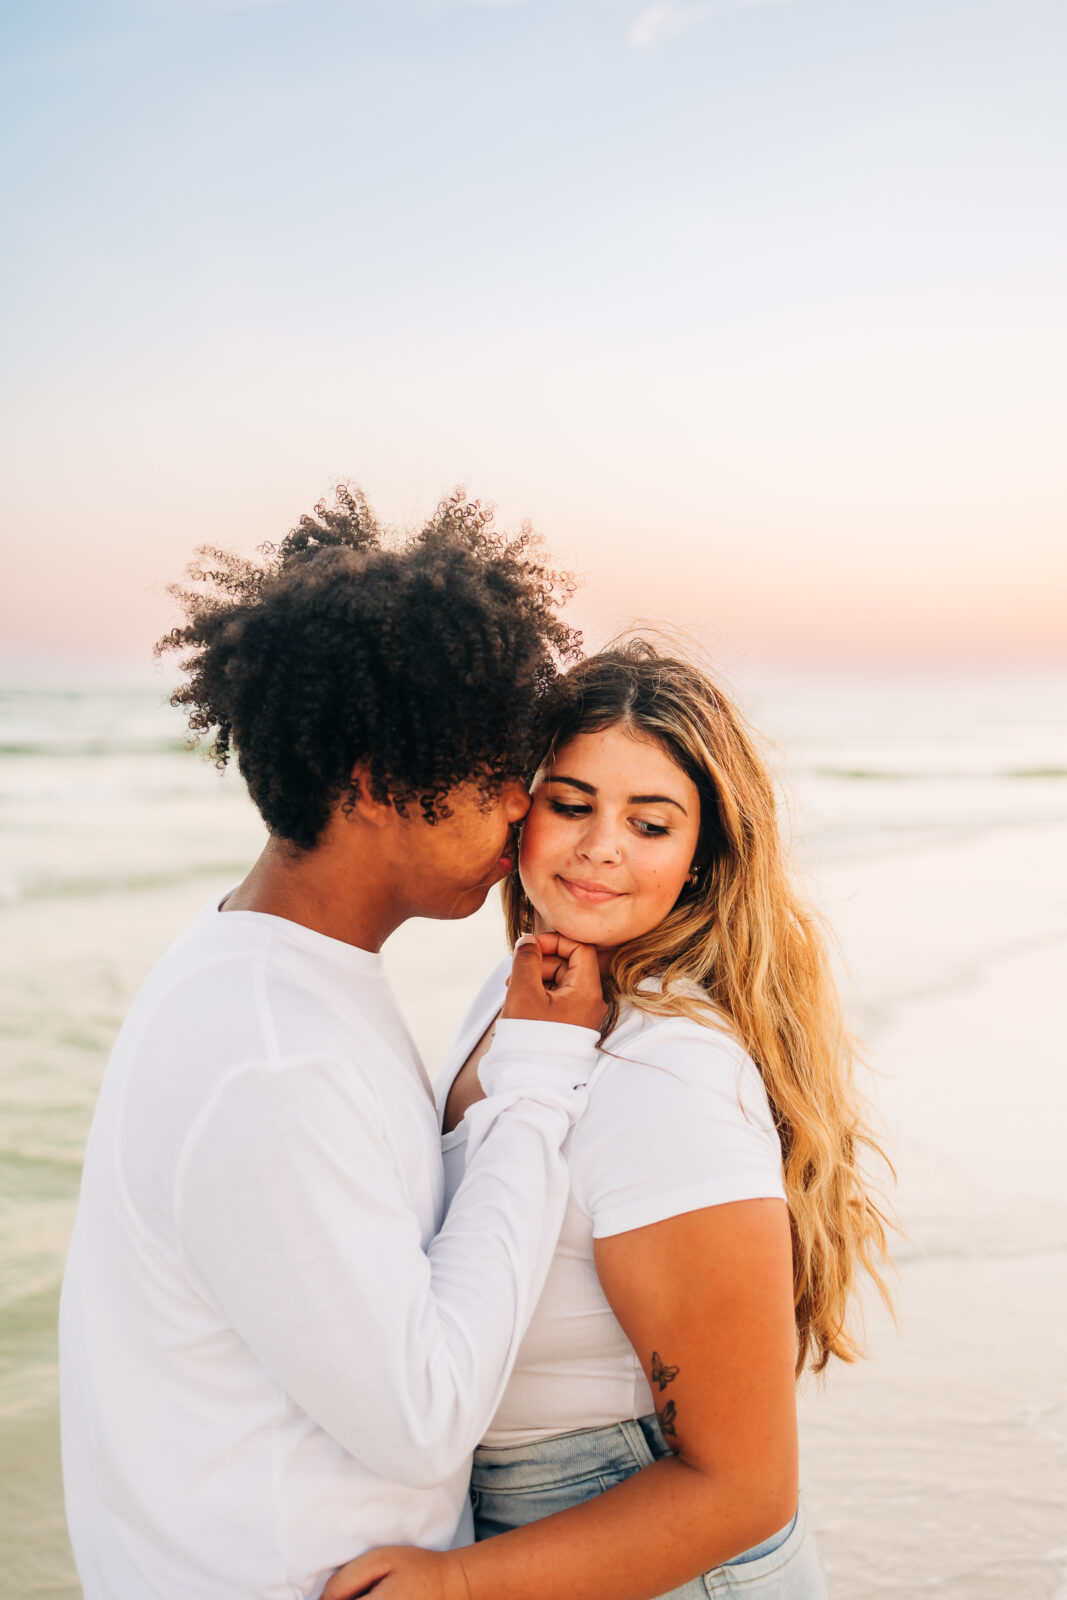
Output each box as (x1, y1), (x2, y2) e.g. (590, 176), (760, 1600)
(544, 775), (596, 795)
(629, 792), (688, 814)
(545, 775), (687, 815)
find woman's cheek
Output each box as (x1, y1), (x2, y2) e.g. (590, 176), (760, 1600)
(631, 868), (684, 926)
(517, 817), (558, 904)
(519, 811), (563, 871)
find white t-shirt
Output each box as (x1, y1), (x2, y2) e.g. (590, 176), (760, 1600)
(438, 960), (787, 1448)
(60, 900), (599, 1599)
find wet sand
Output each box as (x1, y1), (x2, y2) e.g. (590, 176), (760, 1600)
(797, 825), (1067, 1599)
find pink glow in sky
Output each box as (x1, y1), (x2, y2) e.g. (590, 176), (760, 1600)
(2, 0), (1064, 667)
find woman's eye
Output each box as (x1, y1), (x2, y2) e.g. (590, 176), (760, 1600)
(632, 819), (669, 837)
(548, 800), (591, 817)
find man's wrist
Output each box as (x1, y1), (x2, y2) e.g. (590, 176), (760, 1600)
(479, 1018), (600, 1102)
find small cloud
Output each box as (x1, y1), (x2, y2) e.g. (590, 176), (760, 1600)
(627, 3), (707, 48)
(627, 0), (788, 50)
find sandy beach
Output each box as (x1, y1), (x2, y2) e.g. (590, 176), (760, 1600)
(2, 671), (1065, 1597)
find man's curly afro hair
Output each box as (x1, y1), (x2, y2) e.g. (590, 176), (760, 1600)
(156, 484), (582, 850)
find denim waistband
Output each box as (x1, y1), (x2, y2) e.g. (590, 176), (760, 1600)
(472, 1413), (671, 1488)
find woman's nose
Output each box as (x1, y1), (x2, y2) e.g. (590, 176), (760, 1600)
(576, 816), (622, 863)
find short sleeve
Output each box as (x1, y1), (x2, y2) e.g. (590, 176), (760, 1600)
(570, 1016), (787, 1239)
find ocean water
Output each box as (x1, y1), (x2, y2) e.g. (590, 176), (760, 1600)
(2, 667), (1065, 1597)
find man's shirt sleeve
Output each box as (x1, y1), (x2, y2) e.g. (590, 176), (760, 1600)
(175, 1022), (597, 1488)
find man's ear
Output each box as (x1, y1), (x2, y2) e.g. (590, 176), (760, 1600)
(345, 764), (395, 830)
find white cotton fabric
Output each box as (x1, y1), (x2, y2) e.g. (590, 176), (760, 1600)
(60, 901), (599, 1600)
(438, 960), (787, 1448)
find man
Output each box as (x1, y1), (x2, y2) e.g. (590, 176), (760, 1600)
(59, 487), (604, 1598)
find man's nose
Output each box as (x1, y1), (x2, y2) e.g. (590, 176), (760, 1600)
(504, 780), (532, 823)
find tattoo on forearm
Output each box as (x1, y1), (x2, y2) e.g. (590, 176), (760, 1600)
(650, 1351), (679, 1391)
(649, 1351), (680, 1443)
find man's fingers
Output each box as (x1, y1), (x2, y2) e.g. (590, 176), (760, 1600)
(502, 935), (548, 1012)
(546, 941), (607, 1028)
(513, 939), (568, 989)
(322, 1551), (393, 1599)
(503, 932), (604, 1025)
(553, 940), (602, 992)
(532, 931), (581, 960)
(540, 956), (565, 988)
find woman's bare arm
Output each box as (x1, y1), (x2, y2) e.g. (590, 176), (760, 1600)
(323, 1197), (798, 1600)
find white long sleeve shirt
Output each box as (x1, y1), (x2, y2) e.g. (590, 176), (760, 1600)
(59, 898), (598, 1600)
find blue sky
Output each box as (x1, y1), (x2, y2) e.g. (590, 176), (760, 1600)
(2, 0), (1065, 663)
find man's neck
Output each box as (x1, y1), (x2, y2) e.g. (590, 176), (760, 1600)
(222, 833), (406, 953)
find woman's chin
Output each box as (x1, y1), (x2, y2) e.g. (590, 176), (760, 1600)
(535, 906), (625, 949)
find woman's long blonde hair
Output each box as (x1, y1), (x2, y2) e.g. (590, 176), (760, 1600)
(503, 638), (893, 1376)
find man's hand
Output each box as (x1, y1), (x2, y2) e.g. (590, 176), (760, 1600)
(501, 932), (606, 1032)
(321, 1544), (465, 1600)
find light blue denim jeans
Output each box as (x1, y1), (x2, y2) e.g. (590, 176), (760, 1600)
(471, 1414), (829, 1598)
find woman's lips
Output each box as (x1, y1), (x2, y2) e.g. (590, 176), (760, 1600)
(556, 875), (622, 904)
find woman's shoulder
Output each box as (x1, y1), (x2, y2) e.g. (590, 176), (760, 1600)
(610, 989), (752, 1071)
(588, 994), (773, 1129)
(573, 992), (786, 1232)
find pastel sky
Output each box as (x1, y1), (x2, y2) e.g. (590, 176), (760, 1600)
(1, 0), (1065, 668)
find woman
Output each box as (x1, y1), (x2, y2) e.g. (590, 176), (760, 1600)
(326, 639), (892, 1600)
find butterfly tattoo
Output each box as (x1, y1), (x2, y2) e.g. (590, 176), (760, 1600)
(650, 1351), (680, 1392)
(658, 1399), (678, 1439)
